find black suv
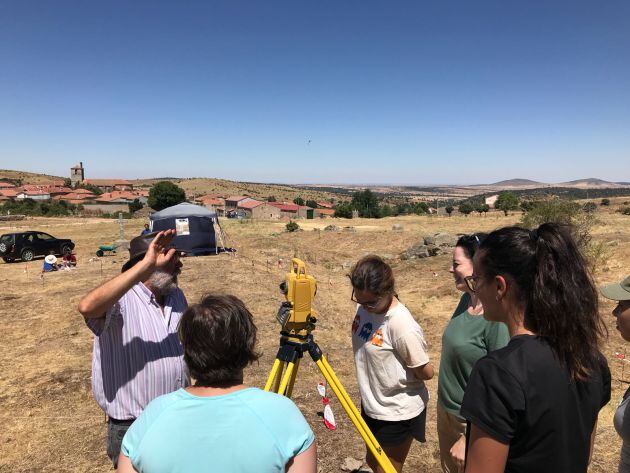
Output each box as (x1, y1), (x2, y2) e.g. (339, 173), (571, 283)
(0, 231), (75, 263)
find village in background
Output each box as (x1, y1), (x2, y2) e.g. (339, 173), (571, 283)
(2, 162), (630, 223)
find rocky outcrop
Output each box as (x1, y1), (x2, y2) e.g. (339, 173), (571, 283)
(401, 232), (458, 260)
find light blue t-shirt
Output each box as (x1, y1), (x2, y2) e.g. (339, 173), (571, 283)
(121, 387), (315, 473)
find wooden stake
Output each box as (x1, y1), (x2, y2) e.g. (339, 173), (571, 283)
(623, 348), (627, 383)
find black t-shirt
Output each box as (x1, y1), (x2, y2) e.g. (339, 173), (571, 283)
(460, 334), (611, 473)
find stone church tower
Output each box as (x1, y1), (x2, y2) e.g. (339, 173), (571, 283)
(70, 162), (85, 187)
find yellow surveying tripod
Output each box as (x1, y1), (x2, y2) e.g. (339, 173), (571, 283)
(264, 259), (397, 473)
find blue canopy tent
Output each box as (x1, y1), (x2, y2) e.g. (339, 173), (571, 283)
(149, 203), (228, 255)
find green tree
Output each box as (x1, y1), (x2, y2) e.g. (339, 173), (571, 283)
(458, 202), (474, 216)
(445, 205), (454, 217)
(147, 181), (186, 211)
(129, 198), (144, 214)
(412, 202), (429, 215)
(333, 202), (353, 218)
(495, 191), (519, 216)
(293, 197), (305, 206)
(305, 200), (318, 208)
(352, 189), (380, 218)
(63, 178), (73, 188)
(267, 195), (277, 202)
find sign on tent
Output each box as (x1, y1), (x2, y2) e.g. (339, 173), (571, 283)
(175, 218), (190, 236)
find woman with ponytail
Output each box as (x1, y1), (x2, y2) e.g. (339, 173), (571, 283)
(460, 223), (611, 473)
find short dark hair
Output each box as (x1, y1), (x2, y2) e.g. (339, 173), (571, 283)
(349, 255), (395, 296)
(478, 223), (606, 380)
(456, 233), (488, 260)
(178, 294), (261, 386)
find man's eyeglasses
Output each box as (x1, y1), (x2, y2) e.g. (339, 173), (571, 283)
(464, 275), (482, 293)
(351, 289), (386, 310)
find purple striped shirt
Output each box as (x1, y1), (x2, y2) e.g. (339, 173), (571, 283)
(86, 282), (190, 420)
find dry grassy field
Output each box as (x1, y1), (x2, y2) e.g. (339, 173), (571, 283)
(1, 210), (628, 472)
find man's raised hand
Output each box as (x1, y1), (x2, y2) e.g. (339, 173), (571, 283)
(139, 230), (177, 274)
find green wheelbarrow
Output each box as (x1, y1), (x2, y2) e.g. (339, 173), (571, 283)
(96, 243), (119, 257)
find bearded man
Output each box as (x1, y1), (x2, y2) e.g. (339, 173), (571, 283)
(78, 230), (189, 468)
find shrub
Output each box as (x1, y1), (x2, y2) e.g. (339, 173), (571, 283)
(601, 198), (610, 206)
(413, 202), (429, 214)
(1, 198), (79, 217)
(445, 205), (454, 217)
(521, 199), (608, 273)
(293, 197), (305, 206)
(79, 183), (103, 195)
(285, 221), (300, 232)
(129, 198), (144, 213)
(333, 202), (353, 218)
(582, 202), (597, 213)
(520, 201), (535, 212)
(379, 204), (394, 217)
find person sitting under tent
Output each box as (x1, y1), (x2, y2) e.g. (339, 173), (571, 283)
(140, 224), (151, 236)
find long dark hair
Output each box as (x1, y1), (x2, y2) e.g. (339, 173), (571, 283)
(478, 223), (606, 380)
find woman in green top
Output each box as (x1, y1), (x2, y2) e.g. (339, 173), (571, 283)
(437, 233), (509, 472)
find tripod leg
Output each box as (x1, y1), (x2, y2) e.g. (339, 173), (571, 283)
(265, 358), (284, 393)
(285, 357), (300, 398)
(278, 361), (296, 395)
(315, 356), (397, 473)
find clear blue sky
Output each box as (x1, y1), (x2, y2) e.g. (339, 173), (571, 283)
(0, 1), (628, 185)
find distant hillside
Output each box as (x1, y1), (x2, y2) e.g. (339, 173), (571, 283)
(489, 179), (545, 187)
(0, 169), (64, 185)
(559, 178), (624, 189)
(465, 177), (629, 191)
(129, 177), (346, 203)
(167, 178), (343, 203)
(459, 186), (630, 206)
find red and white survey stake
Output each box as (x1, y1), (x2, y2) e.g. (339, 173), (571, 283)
(317, 382), (337, 430)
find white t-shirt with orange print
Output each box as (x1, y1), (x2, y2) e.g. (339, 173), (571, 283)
(351, 300), (430, 421)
